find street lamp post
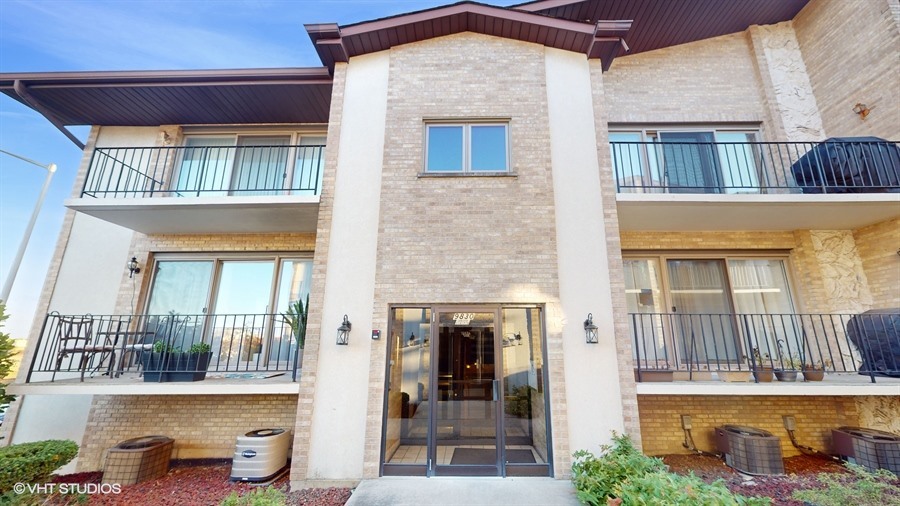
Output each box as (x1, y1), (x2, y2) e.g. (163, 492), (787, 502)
(0, 149), (57, 303)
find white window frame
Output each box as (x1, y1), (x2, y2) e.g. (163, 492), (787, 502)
(424, 121), (510, 174)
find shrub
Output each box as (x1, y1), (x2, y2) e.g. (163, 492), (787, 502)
(187, 342), (212, 354)
(792, 463), (900, 506)
(220, 486), (286, 506)
(618, 471), (770, 506)
(0, 440), (78, 493)
(571, 432), (667, 505)
(572, 432), (769, 506)
(0, 304), (17, 406)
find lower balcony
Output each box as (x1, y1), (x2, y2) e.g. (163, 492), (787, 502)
(14, 312), (304, 395)
(630, 312), (900, 395)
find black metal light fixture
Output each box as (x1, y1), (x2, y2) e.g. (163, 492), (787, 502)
(127, 257), (141, 278)
(336, 315), (351, 345)
(584, 313), (598, 344)
(408, 332), (416, 346)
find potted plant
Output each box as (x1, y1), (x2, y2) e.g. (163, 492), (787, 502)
(774, 356), (801, 382)
(141, 340), (174, 382)
(282, 294), (309, 368)
(167, 342), (212, 382)
(801, 358), (830, 382)
(750, 347), (774, 383)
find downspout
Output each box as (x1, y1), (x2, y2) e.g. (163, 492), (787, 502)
(13, 79), (85, 149)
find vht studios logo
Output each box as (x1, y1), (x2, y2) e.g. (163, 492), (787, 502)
(13, 483), (122, 495)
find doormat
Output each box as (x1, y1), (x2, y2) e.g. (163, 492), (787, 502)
(449, 448), (536, 465)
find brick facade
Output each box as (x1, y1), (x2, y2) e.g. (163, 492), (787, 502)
(638, 395), (859, 457)
(853, 218), (900, 309)
(78, 395), (298, 471)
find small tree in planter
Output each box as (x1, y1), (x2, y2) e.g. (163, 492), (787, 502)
(168, 342), (212, 382)
(282, 294), (309, 368)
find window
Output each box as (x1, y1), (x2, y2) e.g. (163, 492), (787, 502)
(425, 123), (509, 173)
(609, 127), (762, 193)
(145, 254), (312, 364)
(624, 254), (798, 366)
(175, 133), (326, 196)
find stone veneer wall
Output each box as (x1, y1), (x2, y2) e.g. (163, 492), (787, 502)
(853, 218), (900, 309)
(794, 0), (900, 138)
(638, 395), (859, 456)
(78, 395), (298, 471)
(856, 396), (900, 435)
(364, 32), (569, 477)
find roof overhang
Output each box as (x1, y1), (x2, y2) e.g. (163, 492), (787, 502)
(306, 1), (632, 73)
(0, 68), (334, 147)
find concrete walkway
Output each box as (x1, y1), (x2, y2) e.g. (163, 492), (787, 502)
(344, 477), (581, 506)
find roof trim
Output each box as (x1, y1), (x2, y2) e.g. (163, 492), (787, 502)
(0, 67), (332, 87)
(512, 0), (584, 12)
(12, 80), (85, 149)
(305, 1), (631, 72)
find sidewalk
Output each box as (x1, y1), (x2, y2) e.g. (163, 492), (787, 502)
(344, 477), (581, 506)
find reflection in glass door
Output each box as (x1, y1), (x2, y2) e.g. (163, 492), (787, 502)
(381, 306), (551, 477)
(433, 310), (499, 476)
(209, 261), (275, 368)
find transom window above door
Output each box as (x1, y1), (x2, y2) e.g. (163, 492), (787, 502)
(424, 122), (509, 174)
(175, 133), (326, 196)
(609, 126), (763, 194)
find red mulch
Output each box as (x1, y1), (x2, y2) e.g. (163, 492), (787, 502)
(662, 453), (861, 506)
(45, 462), (351, 506)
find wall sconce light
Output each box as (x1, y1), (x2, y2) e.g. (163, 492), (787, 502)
(408, 332), (416, 346)
(852, 103), (871, 120)
(336, 315), (351, 345)
(584, 313), (598, 344)
(127, 257), (141, 278)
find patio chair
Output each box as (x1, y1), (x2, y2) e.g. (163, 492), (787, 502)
(51, 314), (117, 382)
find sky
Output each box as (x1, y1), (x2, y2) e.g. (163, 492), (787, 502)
(0, 0), (522, 339)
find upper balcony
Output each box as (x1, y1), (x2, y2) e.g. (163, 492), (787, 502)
(67, 143), (325, 234)
(610, 139), (900, 231)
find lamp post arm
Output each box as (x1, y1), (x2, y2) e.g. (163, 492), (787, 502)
(0, 152), (56, 302)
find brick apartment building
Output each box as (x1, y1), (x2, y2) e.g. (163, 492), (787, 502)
(1, 0), (898, 487)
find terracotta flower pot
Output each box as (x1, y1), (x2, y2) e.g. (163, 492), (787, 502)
(802, 369), (825, 381)
(752, 368), (774, 382)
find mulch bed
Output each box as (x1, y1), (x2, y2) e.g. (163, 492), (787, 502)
(662, 453), (867, 506)
(45, 462), (351, 506)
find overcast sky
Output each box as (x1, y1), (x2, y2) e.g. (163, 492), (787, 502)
(0, 0), (521, 338)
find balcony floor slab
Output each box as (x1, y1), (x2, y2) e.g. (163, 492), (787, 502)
(10, 371), (300, 395)
(636, 372), (900, 396)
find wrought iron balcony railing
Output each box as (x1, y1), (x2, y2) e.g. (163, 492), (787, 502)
(27, 313), (304, 383)
(611, 140), (900, 194)
(82, 145), (325, 198)
(630, 312), (899, 383)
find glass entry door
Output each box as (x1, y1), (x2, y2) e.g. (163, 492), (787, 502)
(381, 305), (551, 478)
(432, 310), (500, 476)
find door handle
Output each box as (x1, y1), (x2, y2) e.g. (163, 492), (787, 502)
(492, 379), (499, 402)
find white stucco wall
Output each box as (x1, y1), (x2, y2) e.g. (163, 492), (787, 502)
(305, 51), (390, 480)
(545, 48), (626, 452)
(11, 395), (93, 474)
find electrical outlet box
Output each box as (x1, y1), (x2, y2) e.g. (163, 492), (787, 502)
(681, 414), (692, 430)
(783, 415), (796, 431)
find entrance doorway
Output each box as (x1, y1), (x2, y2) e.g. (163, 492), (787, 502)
(381, 306), (551, 477)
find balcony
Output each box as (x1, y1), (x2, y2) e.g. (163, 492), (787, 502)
(610, 139), (900, 231)
(630, 312), (900, 395)
(15, 312), (303, 395)
(66, 144), (325, 234)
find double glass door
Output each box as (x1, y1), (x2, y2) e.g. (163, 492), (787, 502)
(382, 306), (550, 477)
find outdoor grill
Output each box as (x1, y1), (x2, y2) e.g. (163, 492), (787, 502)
(102, 435), (174, 485)
(832, 427), (900, 473)
(715, 425), (784, 475)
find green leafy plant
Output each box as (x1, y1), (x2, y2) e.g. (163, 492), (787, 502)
(572, 433), (769, 506)
(151, 340), (176, 353)
(0, 440), (78, 493)
(504, 385), (534, 418)
(187, 342), (211, 354)
(220, 486), (286, 506)
(792, 463), (900, 506)
(0, 304), (17, 406)
(281, 294), (309, 349)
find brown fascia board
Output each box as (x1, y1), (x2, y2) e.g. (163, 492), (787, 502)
(306, 1), (598, 71)
(0, 67), (333, 88)
(512, 0), (584, 12)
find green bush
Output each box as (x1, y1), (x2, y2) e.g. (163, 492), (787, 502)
(0, 304), (17, 406)
(0, 440), (78, 493)
(220, 486), (286, 506)
(572, 432), (769, 506)
(618, 471), (769, 506)
(792, 463), (900, 506)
